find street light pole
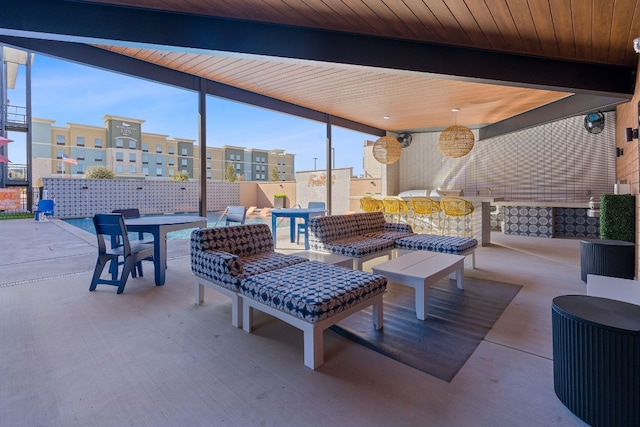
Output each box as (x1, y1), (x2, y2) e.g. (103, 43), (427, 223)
(313, 157), (318, 170)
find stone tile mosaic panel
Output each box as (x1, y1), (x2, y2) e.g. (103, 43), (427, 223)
(554, 208), (599, 239)
(503, 206), (553, 238)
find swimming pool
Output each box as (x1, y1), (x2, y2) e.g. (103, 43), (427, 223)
(63, 211), (282, 240)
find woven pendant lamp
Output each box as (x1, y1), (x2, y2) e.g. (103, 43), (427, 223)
(372, 135), (402, 164)
(438, 108), (475, 158)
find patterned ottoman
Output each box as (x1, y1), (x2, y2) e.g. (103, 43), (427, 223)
(395, 234), (478, 268)
(240, 261), (387, 369)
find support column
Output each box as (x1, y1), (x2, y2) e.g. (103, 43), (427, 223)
(198, 78), (207, 217)
(326, 115), (332, 214)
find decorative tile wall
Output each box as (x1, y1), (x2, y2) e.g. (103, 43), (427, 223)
(554, 208), (599, 239)
(503, 206), (554, 238)
(43, 178), (240, 218)
(501, 205), (599, 238)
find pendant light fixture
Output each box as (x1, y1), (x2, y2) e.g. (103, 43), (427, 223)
(438, 108), (475, 158)
(372, 135), (402, 164)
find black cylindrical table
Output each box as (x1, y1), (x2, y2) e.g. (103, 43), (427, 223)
(552, 295), (640, 427)
(579, 239), (635, 282)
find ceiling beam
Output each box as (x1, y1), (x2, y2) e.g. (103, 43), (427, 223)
(0, 0), (635, 98)
(480, 95), (625, 140)
(0, 35), (385, 137)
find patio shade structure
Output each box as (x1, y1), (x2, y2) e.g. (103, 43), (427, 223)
(0, 136), (13, 145)
(0, 154), (10, 163)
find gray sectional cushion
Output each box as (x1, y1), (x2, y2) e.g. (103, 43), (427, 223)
(395, 234), (478, 255)
(240, 261), (387, 323)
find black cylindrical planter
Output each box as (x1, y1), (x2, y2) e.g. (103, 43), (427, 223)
(552, 295), (640, 427)
(579, 239), (635, 282)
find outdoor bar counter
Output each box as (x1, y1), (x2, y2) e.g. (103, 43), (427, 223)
(387, 195), (502, 246)
(494, 201), (599, 239)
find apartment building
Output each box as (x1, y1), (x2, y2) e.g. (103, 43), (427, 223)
(31, 115), (295, 185)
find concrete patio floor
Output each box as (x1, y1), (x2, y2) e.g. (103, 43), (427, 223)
(0, 218), (588, 426)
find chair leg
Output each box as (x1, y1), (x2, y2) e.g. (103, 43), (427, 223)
(90, 258), (109, 291)
(136, 261), (144, 277)
(116, 257), (136, 294)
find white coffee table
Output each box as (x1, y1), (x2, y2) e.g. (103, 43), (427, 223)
(372, 251), (465, 320)
(291, 250), (353, 268)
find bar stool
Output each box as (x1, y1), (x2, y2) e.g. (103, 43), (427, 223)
(360, 196), (384, 213)
(382, 198), (409, 223)
(440, 197), (474, 237)
(409, 197), (440, 233)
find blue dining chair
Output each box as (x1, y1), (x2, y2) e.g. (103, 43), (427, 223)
(296, 202), (326, 244)
(34, 199), (55, 221)
(89, 213), (155, 294)
(112, 208), (153, 244)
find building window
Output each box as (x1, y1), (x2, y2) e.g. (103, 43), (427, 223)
(142, 167), (149, 176)
(56, 163), (63, 173)
(116, 152), (123, 162)
(94, 138), (103, 148)
(142, 143), (148, 152)
(168, 146), (175, 155)
(115, 138), (124, 148)
(168, 169), (175, 176)
(76, 149), (85, 160)
(235, 164), (240, 170)
(167, 158), (174, 166)
(206, 171), (212, 179)
(56, 149), (64, 159)
(230, 154), (235, 160)
(77, 164), (85, 174)
(56, 135), (65, 145)
(207, 162), (211, 169)
(181, 148), (188, 155)
(129, 166), (136, 173)
(76, 136), (85, 146)
(206, 152), (211, 159)
(128, 140), (136, 149)
(156, 167), (163, 176)
(116, 165), (124, 173)
(181, 159), (188, 167)
(156, 144), (162, 153)
(129, 153), (136, 163)
(94, 152), (103, 162)
(142, 154), (149, 164)
(156, 157), (163, 165)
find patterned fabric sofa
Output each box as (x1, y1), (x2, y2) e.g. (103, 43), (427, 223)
(191, 223), (309, 327)
(307, 211), (415, 269)
(240, 261), (387, 369)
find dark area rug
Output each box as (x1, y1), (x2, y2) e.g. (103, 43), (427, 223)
(330, 276), (522, 382)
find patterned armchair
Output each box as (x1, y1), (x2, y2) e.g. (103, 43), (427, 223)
(190, 223), (309, 327)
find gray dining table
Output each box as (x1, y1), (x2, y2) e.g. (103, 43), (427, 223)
(125, 215), (207, 286)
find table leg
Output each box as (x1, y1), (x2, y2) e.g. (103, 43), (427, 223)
(303, 218), (310, 250)
(272, 215), (277, 247)
(456, 265), (464, 290)
(154, 228), (166, 286)
(415, 284), (427, 320)
(289, 218), (295, 243)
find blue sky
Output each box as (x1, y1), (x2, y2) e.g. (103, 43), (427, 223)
(6, 54), (376, 175)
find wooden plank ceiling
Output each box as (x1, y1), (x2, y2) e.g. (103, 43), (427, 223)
(80, 1), (640, 131)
